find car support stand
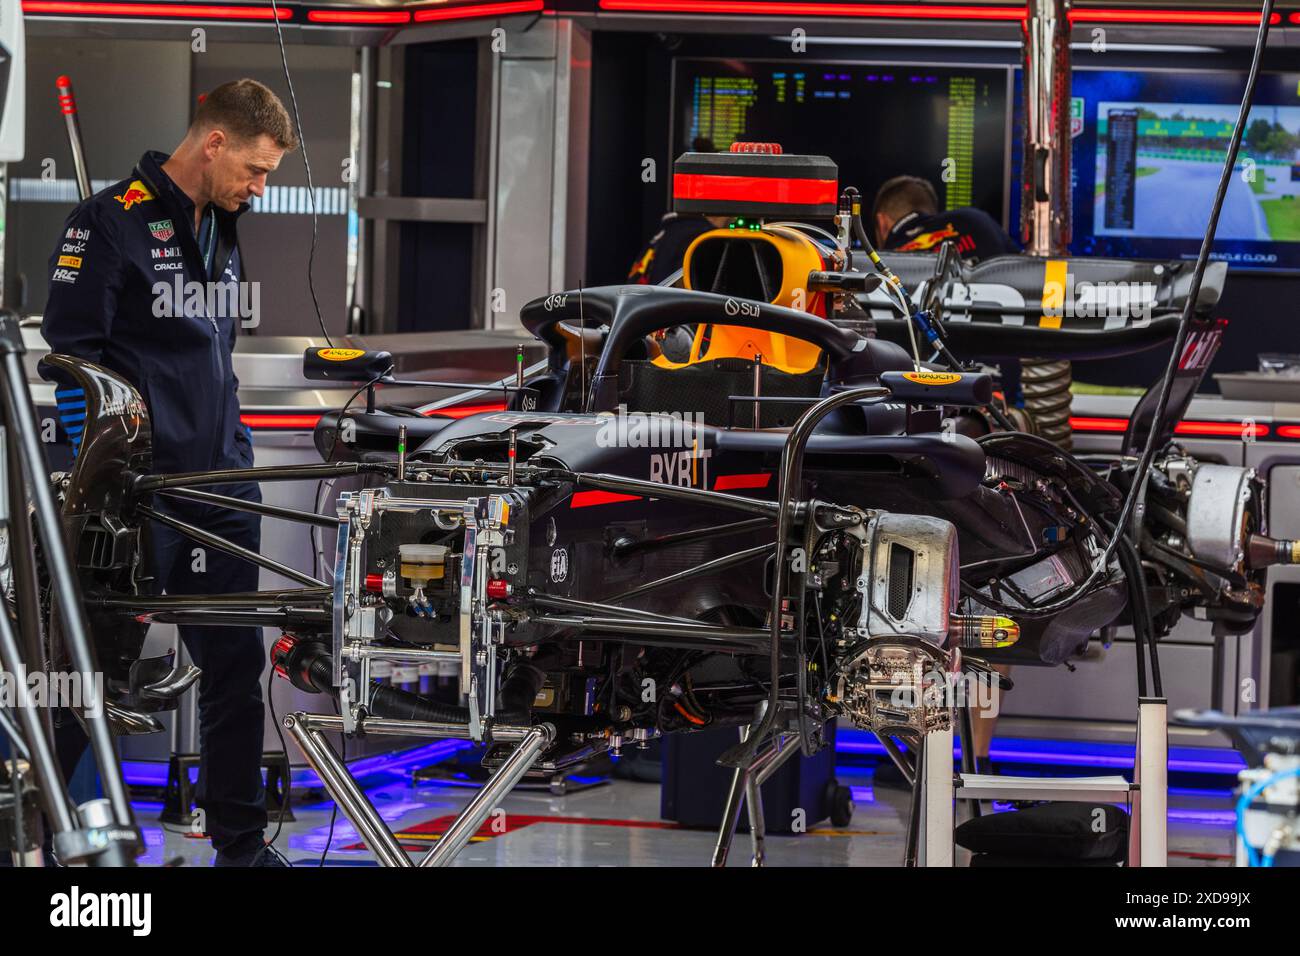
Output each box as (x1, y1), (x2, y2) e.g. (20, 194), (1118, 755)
(283, 711), (553, 867)
(1131, 697), (1169, 866)
(710, 717), (801, 868)
(929, 573), (1168, 867)
(0, 310), (143, 865)
(920, 725), (955, 867)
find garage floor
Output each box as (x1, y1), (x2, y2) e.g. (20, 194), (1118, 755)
(129, 759), (1238, 867)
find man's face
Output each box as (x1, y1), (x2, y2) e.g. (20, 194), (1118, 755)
(203, 131), (284, 211)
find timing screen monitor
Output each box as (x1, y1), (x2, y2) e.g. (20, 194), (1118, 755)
(671, 59), (1011, 226)
(1029, 68), (1300, 272)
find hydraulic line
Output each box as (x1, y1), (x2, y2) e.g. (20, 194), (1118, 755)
(273, 638), (470, 723)
(845, 189), (1020, 432)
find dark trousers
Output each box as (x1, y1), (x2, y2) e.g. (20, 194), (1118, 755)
(55, 481), (268, 858)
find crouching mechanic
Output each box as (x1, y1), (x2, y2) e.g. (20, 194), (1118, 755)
(42, 79), (298, 866)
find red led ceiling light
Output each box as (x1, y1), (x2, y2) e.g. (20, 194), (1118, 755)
(1070, 416), (1129, 433)
(595, 0), (1287, 26)
(1070, 416), (1275, 439)
(23, 1), (290, 19)
(1174, 420), (1270, 438)
(307, 8), (412, 23)
(1069, 8), (1282, 25)
(240, 414), (321, 430)
(411, 0), (544, 22)
(598, 0), (1026, 18)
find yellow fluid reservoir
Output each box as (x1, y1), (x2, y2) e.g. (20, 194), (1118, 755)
(399, 544), (449, 585)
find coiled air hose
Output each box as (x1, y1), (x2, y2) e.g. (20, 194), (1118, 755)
(1020, 358), (1074, 450)
(272, 635), (470, 724)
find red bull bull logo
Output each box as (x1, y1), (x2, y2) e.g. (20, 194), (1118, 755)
(898, 223), (961, 252)
(114, 180), (154, 211)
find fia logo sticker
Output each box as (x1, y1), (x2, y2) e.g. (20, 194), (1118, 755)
(549, 547), (569, 583)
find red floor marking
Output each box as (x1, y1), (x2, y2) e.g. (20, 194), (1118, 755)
(1169, 849), (1234, 861)
(343, 813), (684, 851)
(343, 814), (1223, 856)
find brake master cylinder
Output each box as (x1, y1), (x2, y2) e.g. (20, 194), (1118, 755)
(400, 543), (448, 617)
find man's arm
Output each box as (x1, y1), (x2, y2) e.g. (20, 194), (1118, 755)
(42, 203), (125, 458)
(41, 203), (124, 365)
(225, 243), (256, 464)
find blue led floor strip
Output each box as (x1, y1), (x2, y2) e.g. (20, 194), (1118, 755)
(835, 728), (1245, 775)
(122, 739), (475, 791)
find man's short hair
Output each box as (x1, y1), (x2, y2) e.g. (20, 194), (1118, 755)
(192, 79), (299, 152)
(873, 175), (940, 224)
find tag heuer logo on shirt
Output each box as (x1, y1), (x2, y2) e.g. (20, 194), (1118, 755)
(149, 219), (175, 242)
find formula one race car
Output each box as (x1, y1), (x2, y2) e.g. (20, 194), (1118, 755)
(16, 147), (1300, 867)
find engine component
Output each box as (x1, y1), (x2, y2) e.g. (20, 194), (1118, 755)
(271, 632), (330, 695)
(949, 614), (1020, 649)
(834, 639), (958, 738)
(1185, 463), (1255, 569)
(827, 513), (966, 738)
(1246, 535), (1300, 570)
(857, 513), (960, 648)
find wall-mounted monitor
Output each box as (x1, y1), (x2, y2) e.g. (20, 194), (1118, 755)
(672, 57), (1012, 226)
(1014, 67), (1300, 273)
(0, 0), (25, 163)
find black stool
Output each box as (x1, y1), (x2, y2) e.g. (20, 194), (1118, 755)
(159, 751), (295, 828)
